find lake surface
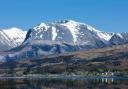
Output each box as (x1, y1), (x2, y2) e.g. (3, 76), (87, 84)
(0, 77), (128, 89)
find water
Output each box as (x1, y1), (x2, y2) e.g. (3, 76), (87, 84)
(0, 77), (128, 89)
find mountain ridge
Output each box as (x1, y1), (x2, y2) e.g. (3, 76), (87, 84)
(0, 20), (128, 61)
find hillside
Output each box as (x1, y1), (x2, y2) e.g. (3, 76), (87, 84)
(0, 44), (128, 76)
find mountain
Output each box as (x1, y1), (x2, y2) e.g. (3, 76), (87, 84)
(1, 20), (128, 61)
(0, 20), (111, 60)
(0, 27), (26, 51)
(25, 20), (113, 45)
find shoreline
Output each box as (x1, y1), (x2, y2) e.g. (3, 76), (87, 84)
(0, 74), (128, 79)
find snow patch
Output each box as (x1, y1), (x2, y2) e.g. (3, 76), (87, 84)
(52, 27), (57, 40)
(34, 23), (49, 31)
(116, 33), (123, 38)
(87, 25), (101, 32)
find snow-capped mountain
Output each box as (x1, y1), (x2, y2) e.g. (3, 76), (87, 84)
(1, 20), (128, 61)
(2, 20), (114, 60)
(25, 20), (113, 45)
(0, 27), (26, 51)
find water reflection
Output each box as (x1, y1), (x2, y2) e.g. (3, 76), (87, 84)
(0, 77), (127, 89)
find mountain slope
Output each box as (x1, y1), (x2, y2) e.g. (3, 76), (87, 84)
(0, 27), (26, 51)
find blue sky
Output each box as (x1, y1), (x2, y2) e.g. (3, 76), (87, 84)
(0, 0), (128, 32)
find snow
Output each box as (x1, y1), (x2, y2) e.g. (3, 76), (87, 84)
(1, 20), (128, 61)
(40, 34), (43, 38)
(80, 41), (91, 45)
(97, 32), (113, 41)
(28, 20), (114, 43)
(86, 25), (113, 41)
(52, 27), (57, 40)
(86, 25), (101, 32)
(0, 27), (27, 51)
(59, 20), (113, 42)
(34, 23), (49, 32)
(0, 31), (12, 46)
(24, 31), (27, 34)
(3, 27), (24, 38)
(116, 33), (123, 38)
(2, 27), (26, 45)
(60, 20), (79, 43)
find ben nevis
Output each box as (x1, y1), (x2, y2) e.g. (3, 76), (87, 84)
(0, 20), (128, 61)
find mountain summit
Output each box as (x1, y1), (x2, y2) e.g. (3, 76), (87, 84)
(0, 27), (26, 51)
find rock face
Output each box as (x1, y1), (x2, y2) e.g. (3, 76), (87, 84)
(0, 27), (26, 51)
